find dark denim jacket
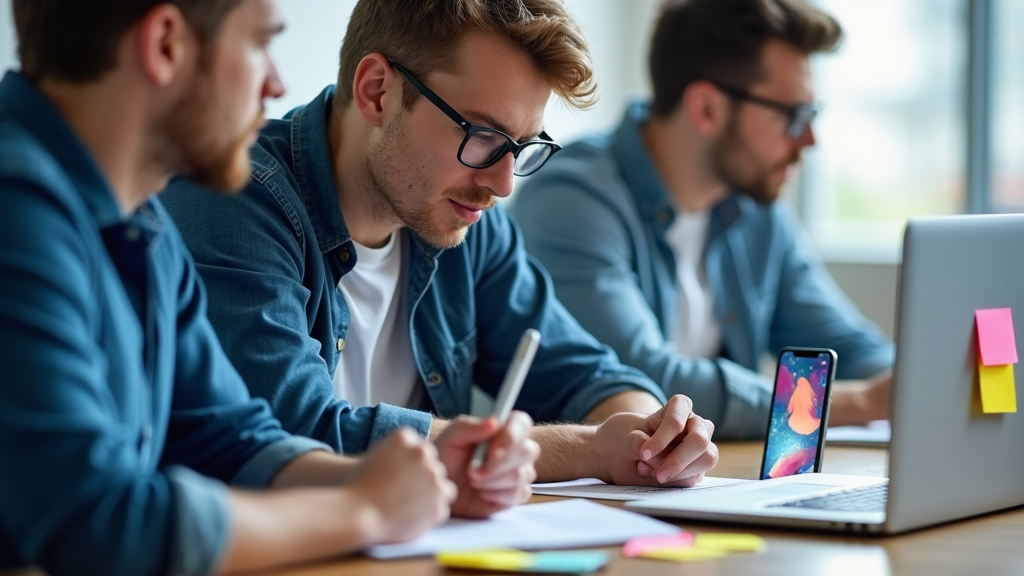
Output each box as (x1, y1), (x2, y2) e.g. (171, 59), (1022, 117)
(0, 71), (327, 576)
(161, 85), (664, 454)
(511, 101), (894, 438)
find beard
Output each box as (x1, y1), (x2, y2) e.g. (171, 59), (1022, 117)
(151, 66), (263, 194)
(710, 118), (800, 204)
(361, 113), (495, 249)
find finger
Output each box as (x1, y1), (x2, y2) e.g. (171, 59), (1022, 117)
(484, 411), (534, 469)
(436, 415), (497, 449)
(637, 460), (656, 478)
(659, 443), (720, 486)
(652, 415), (712, 483)
(621, 428), (651, 461)
(640, 396), (693, 461)
(471, 463), (537, 491)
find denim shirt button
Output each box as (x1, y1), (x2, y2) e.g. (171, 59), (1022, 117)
(339, 250), (350, 262)
(125, 226), (141, 242)
(336, 338), (345, 352)
(428, 372), (443, 386)
(724, 311), (736, 324)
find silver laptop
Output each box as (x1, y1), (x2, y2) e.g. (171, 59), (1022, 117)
(627, 214), (1024, 534)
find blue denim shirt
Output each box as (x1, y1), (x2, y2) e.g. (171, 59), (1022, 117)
(160, 85), (664, 453)
(510, 101), (894, 439)
(0, 71), (328, 576)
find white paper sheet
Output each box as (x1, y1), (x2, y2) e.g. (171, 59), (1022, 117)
(530, 476), (748, 501)
(365, 499), (680, 559)
(826, 420), (891, 447)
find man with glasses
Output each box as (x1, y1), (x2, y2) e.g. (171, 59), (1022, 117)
(511, 0), (895, 438)
(162, 0), (719, 497)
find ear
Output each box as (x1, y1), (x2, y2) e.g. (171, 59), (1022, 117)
(351, 54), (402, 128)
(681, 80), (732, 138)
(135, 4), (198, 87)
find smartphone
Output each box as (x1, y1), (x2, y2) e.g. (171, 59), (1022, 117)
(759, 347), (837, 480)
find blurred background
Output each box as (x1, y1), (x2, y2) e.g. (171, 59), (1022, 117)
(1, 0), (1020, 337)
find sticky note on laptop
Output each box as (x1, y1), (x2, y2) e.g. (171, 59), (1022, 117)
(979, 364), (1017, 413)
(974, 308), (1018, 413)
(975, 308), (1018, 366)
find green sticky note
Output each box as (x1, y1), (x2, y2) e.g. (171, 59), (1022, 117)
(693, 533), (767, 552)
(979, 363), (1018, 413)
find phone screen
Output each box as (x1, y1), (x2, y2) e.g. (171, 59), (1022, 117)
(760, 349), (836, 480)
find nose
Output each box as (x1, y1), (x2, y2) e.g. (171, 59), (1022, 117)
(474, 151), (515, 199)
(794, 124), (816, 149)
(264, 57), (286, 100)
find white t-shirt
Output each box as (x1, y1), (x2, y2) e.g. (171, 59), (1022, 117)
(664, 210), (723, 359)
(333, 230), (419, 408)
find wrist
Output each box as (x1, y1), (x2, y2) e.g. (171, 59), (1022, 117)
(531, 424), (603, 482)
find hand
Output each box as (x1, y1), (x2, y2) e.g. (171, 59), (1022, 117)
(347, 428), (457, 544)
(592, 395), (718, 487)
(434, 412), (540, 519)
(830, 370), (892, 426)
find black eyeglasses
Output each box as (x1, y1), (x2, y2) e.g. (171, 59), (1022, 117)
(713, 83), (819, 140)
(390, 61), (562, 177)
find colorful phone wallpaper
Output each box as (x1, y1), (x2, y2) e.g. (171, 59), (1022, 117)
(761, 352), (831, 479)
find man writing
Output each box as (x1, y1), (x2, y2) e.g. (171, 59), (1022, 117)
(162, 0), (719, 488)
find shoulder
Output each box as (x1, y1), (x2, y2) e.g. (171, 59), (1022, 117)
(516, 132), (623, 203)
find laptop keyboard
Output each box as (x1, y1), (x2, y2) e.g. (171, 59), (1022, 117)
(768, 483), (888, 513)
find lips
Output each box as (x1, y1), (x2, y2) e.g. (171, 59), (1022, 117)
(449, 199), (487, 224)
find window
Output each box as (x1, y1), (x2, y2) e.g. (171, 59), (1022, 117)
(801, 0), (967, 260)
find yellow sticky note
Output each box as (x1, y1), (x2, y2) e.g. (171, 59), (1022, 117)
(436, 549), (532, 570)
(693, 533), (767, 553)
(639, 546), (728, 562)
(979, 364), (1018, 413)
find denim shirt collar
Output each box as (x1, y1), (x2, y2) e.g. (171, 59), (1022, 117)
(611, 99), (752, 240)
(0, 71), (122, 228)
(288, 85), (354, 254)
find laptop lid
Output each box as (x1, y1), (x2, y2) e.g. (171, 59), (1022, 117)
(885, 214), (1024, 533)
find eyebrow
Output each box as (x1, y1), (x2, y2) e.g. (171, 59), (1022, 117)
(462, 109), (543, 142)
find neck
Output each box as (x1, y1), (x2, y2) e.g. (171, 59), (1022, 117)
(642, 115), (728, 214)
(39, 78), (168, 216)
(329, 105), (402, 249)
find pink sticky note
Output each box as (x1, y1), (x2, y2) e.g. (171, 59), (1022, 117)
(622, 532), (694, 557)
(976, 308), (1018, 366)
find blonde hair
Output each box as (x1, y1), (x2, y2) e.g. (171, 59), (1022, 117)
(336, 0), (596, 111)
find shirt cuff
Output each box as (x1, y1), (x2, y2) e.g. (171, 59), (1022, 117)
(716, 359), (773, 439)
(166, 465), (231, 576)
(230, 436), (334, 489)
(370, 403), (433, 445)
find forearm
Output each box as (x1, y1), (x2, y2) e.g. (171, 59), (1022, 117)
(269, 450), (361, 489)
(220, 486), (378, 574)
(584, 390), (663, 423)
(429, 417), (451, 441)
(530, 424), (601, 482)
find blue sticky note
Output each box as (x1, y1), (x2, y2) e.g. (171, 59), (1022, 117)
(530, 551), (610, 574)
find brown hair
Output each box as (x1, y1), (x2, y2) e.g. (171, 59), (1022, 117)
(648, 0), (842, 118)
(13, 0), (243, 83)
(335, 0), (596, 111)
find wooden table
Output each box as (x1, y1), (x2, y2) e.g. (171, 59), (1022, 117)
(247, 441), (1024, 576)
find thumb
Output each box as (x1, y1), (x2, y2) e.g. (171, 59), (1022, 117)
(436, 416), (499, 448)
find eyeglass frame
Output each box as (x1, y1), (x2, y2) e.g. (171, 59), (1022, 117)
(389, 61), (562, 176)
(712, 82), (819, 140)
